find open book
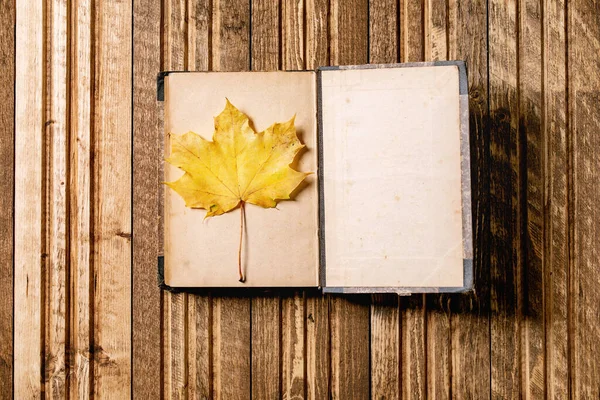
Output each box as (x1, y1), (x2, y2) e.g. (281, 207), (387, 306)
(158, 62), (472, 293)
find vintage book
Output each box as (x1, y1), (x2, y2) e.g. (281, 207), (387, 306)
(158, 61), (472, 294)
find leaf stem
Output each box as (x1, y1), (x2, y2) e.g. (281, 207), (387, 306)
(238, 201), (246, 283)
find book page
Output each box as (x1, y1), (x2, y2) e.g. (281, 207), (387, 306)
(320, 65), (465, 288)
(164, 72), (319, 287)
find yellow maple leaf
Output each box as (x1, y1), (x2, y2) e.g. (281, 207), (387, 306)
(165, 99), (310, 282)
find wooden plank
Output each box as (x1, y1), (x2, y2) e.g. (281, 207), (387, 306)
(251, 296), (280, 399)
(447, 0), (491, 397)
(329, 1), (369, 399)
(69, 0), (93, 396)
(371, 295), (400, 400)
(368, 2), (400, 399)
(305, 3), (329, 398)
(251, 0), (279, 70)
(544, 0), (569, 397)
(280, 4), (306, 399)
(163, 0), (187, 397)
(569, 0), (600, 397)
(0, 0), (15, 394)
(519, 0), (546, 397)
(132, 0), (162, 395)
(92, 0), (132, 395)
(45, 0), (69, 396)
(399, 2), (427, 398)
(488, 0), (522, 397)
(186, 1), (212, 398)
(14, 0), (44, 396)
(211, 2), (251, 399)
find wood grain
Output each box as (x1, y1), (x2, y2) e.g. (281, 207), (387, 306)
(544, 0), (569, 397)
(569, 0), (600, 396)
(69, 0), (93, 396)
(488, 0), (522, 397)
(0, 0), (14, 394)
(92, 0), (132, 395)
(448, 0), (491, 398)
(14, 0), (44, 396)
(132, 0), (162, 395)
(519, 0), (545, 396)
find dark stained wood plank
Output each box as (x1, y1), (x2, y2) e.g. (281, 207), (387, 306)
(447, 0), (491, 398)
(488, 0), (522, 397)
(132, 0), (162, 395)
(14, 0), (44, 396)
(305, 3), (330, 399)
(0, 0), (14, 394)
(544, 0), (569, 397)
(69, 0), (93, 395)
(211, 2), (251, 399)
(45, 0), (69, 396)
(569, 0), (600, 396)
(186, 1), (212, 398)
(92, 0), (133, 395)
(519, 0), (546, 397)
(368, 2), (401, 399)
(328, 1), (370, 399)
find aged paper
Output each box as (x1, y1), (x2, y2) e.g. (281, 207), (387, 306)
(321, 66), (464, 288)
(164, 72), (319, 287)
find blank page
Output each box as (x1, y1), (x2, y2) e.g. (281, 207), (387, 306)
(320, 65), (465, 289)
(164, 72), (319, 287)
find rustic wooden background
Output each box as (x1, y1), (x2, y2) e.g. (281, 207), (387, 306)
(1, 0), (599, 398)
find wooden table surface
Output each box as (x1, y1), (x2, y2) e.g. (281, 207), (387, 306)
(1, 0), (599, 398)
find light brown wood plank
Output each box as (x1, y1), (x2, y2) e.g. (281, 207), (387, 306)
(488, 0), (522, 397)
(92, 0), (133, 395)
(368, 3), (401, 399)
(329, 1), (370, 399)
(163, 0), (188, 397)
(447, 0), (491, 397)
(544, 0), (569, 397)
(211, 2), (251, 399)
(69, 0), (93, 396)
(0, 0), (15, 394)
(133, 0), (162, 395)
(186, 1), (212, 398)
(569, 0), (600, 396)
(251, 296), (280, 400)
(45, 0), (69, 396)
(305, 3), (329, 398)
(424, 0), (448, 61)
(282, 0), (305, 70)
(519, 0), (546, 397)
(14, 0), (44, 396)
